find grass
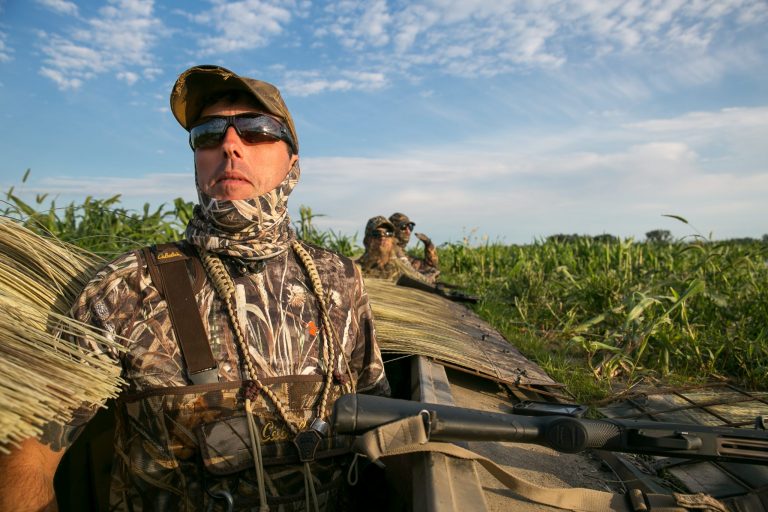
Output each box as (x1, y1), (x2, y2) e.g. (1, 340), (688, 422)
(5, 177), (766, 401)
(438, 234), (768, 398)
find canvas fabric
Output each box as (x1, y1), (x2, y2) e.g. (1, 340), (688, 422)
(64, 240), (389, 510)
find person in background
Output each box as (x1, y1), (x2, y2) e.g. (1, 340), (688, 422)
(389, 212), (440, 283)
(356, 216), (429, 283)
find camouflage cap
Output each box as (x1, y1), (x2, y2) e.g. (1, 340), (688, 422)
(389, 212), (411, 225)
(365, 216), (395, 238)
(170, 65), (299, 153)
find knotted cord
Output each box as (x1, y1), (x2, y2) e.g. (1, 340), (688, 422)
(197, 241), (345, 512)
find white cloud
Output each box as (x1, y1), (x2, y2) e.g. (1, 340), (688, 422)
(280, 69), (387, 96)
(322, 0), (391, 50)
(300, 0), (768, 87)
(32, 173), (195, 199)
(626, 106), (768, 133)
(38, 0), (163, 90)
(289, 104), (768, 242)
(193, 0), (294, 55)
(117, 70), (140, 85)
(39, 67), (83, 90)
(0, 31), (11, 63)
(36, 0), (79, 16)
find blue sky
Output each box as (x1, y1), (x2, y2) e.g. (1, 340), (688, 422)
(1, 0), (767, 245)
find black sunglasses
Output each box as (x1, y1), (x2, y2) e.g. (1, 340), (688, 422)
(370, 230), (394, 239)
(189, 114), (296, 153)
(397, 222), (415, 231)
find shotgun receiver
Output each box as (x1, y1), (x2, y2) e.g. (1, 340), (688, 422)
(333, 393), (768, 465)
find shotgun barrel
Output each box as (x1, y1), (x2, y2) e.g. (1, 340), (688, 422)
(333, 393), (768, 465)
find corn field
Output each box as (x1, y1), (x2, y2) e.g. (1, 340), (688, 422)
(3, 182), (767, 399)
(439, 234), (768, 398)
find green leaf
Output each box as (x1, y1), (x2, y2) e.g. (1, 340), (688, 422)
(662, 214), (688, 224)
(8, 193), (37, 217)
(572, 314), (605, 333)
(625, 297), (658, 324)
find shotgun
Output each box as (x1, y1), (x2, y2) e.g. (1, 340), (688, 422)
(333, 393), (768, 465)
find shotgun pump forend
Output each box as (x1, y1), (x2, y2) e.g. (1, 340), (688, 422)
(332, 394), (768, 465)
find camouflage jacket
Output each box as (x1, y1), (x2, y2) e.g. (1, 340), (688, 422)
(58, 240), (390, 511)
(389, 245), (440, 284)
(355, 250), (433, 285)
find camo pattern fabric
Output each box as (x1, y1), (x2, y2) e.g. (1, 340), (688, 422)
(388, 213), (440, 283)
(355, 249), (431, 284)
(185, 161), (300, 261)
(400, 246), (440, 284)
(112, 380), (351, 511)
(66, 239), (389, 511)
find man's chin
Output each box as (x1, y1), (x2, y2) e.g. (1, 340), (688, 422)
(208, 182), (256, 201)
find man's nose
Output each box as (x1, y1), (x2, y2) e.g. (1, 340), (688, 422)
(220, 126), (243, 155)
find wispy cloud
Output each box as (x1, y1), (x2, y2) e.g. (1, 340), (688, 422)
(37, 0), (164, 90)
(22, 173), (195, 199)
(36, 0), (79, 16)
(192, 0), (295, 55)
(0, 31), (12, 63)
(285, 0), (767, 95)
(626, 106), (768, 132)
(280, 69), (387, 96)
(292, 104), (768, 241)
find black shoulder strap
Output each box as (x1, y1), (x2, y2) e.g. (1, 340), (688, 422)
(142, 243), (218, 385)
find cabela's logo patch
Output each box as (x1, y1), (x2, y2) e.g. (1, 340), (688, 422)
(157, 250), (184, 260)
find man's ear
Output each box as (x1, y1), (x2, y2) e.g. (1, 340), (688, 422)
(289, 153), (299, 167)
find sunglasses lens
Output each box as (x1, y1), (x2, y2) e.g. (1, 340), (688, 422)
(235, 115), (284, 144)
(190, 118), (228, 149)
(190, 115), (295, 151)
(399, 222), (414, 230)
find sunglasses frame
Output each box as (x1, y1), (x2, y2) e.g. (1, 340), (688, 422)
(189, 113), (296, 153)
(397, 222), (415, 231)
(369, 230), (394, 239)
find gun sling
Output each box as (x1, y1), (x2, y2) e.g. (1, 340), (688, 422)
(351, 414), (729, 512)
(143, 243), (218, 385)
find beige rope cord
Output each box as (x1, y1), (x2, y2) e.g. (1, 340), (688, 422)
(198, 241), (350, 512)
(0, 219), (126, 453)
(197, 240), (348, 432)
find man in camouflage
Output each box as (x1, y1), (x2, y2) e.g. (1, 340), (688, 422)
(356, 216), (396, 277)
(355, 215), (428, 282)
(388, 212), (440, 283)
(0, 65), (389, 511)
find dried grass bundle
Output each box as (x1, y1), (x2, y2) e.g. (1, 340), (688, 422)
(0, 219), (125, 452)
(364, 277), (557, 388)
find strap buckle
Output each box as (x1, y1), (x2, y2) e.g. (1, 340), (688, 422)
(189, 367), (219, 385)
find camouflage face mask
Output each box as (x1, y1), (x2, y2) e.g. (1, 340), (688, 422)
(185, 161), (300, 260)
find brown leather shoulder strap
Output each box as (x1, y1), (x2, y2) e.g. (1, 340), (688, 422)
(142, 243), (218, 385)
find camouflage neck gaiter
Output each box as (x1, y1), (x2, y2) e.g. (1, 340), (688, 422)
(185, 161), (300, 260)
